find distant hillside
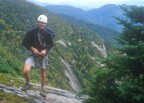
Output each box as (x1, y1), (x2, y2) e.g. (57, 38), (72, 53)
(45, 5), (90, 21)
(59, 14), (119, 45)
(87, 4), (125, 31)
(44, 5), (93, 25)
(45, 4), (126, 32)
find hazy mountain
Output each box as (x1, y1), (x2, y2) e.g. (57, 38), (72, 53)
(58, 14), (119, 44)
(26, 0), (50, 6)
(45, 5), (90, 21)
(45, 4), (126, 32)
(87, 4), (125, 31)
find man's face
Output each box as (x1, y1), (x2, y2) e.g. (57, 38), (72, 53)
(37, 21), (47, 29)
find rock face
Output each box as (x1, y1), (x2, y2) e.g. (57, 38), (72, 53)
(61, 58), (82, 92)
(0, 83), (87, 103)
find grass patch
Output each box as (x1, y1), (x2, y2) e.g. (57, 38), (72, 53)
(0, 73), (40, 103)
(0, 90), (35, 103)
(0, 73), (25, 87)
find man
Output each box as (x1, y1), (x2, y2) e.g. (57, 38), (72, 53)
(21, 14), (54, 97)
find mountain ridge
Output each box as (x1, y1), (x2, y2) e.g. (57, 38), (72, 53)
(44, 4), (126, 31)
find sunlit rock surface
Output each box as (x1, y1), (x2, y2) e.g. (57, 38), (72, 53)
(0, 84), (88, 103)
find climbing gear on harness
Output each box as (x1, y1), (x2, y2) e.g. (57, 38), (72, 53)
(38, 31), (46, 48)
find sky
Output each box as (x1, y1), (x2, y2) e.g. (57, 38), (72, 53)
(34, 0), (144, 10)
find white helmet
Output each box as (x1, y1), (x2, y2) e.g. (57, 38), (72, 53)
(37, 15), (48, 23)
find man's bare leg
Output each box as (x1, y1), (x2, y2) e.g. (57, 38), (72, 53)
(21, 64), (32, 91)
(39, 69), (47, 97)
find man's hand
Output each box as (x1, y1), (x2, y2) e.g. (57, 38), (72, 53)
(31, 47), (40, 55)
(40, 49), (46, 57)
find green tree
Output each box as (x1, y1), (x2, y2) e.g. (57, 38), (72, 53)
(85, 6), (144, 103)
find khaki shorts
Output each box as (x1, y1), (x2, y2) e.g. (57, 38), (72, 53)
(25, 54), (49, 69)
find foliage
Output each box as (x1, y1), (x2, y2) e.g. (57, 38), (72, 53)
(0, 90), (35, 103)
(0, 73), (35, 103)
(85, 6), (144, 103)
(0, 42), (22, 75)
(61, 14), (119, 45)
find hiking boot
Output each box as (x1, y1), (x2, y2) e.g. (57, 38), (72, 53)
(39, 89), (47, 97)
(21, 83), (32, 91)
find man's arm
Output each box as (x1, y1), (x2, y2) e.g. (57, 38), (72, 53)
(46, 29), (55, 52)
(22, 31), (32, 50)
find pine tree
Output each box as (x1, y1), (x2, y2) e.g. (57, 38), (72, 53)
(85, 6), (144, 103)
